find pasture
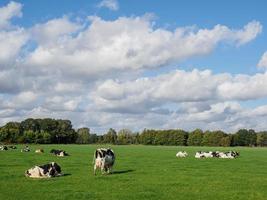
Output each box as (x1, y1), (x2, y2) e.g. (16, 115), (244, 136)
(0, 145), (267, 200)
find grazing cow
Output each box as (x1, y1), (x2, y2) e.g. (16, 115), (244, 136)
(35, 149), (44, 153)
(0, 145), (8, 151)
(25, 162), (62, 178)
(176, 151), (188, 158)
(50, 149), (69, 157)
(93, 148), (115, 175)
(21, 146), (30, 152)
(8, 145), (17, 149)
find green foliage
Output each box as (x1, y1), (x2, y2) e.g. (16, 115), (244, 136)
(76, 128), (90, 144)
(103, 128), (117, 144)
(233, 129), (257, 146)
(202, 130), (228, 146)
(0, 118), (76, 144)
(256, 132), (267, 146)
(0, 118), (266, 147)
(187, 129), (204, 146)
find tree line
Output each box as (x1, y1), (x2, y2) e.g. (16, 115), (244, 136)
(0, 118), (267, 146)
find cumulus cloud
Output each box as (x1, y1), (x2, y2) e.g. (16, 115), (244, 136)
(23, 16), (262, 78)
(93, 70), (267, 114)
(97, 0), (119, 11)
(0, 1), (266, 132)
(258, 51), (267, 69)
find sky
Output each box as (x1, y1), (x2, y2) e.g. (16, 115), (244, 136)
(1, 0), (267, 133)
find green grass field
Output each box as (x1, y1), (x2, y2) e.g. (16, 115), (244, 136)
(0, 145), (267, 200)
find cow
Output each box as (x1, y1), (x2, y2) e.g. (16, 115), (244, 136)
(25, 162), (62, 178)
(21, 146), (30, 152)
(176, 151), (188, 158)
(195, 151), (239, 159)
(0, 145), (8, 151)
(35, 149), (44, 153)
(8, 145), (17, 149)
(93, 148), (115, 175)
(195, 151), (218, 158)
(50, 149), (69, 157)
(218, 151), (239, 159)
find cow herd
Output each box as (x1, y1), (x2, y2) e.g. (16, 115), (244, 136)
(1, 144), (240, 179)
(176, 150), (240, 159)
(0, 145), (116, 178)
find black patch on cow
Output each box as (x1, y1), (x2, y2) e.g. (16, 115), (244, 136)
(52, 162), (61, 173)
(39, 163), (52, 174)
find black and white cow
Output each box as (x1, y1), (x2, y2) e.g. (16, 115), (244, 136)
(0, 145), (8, 151)
(218, 151), (239, 159)
(25, 162), (62, 178)
(21, 146), (30, 152)
(8, 145), (17, 149)
(195, 151), (240, 159)
(50, 149), (69, 157)
(195, 151), (219, 158)
(93, 148), (115, 175)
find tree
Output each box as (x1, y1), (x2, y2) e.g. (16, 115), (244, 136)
(233, 129), (257, 146)
(202, 130), (227, 146)
(117, 129), (134, 144)
(257, 132), (267, 146)
(76, 128), (90, 144)
(187, 129), (204, 146)
(103, 128), (117, 144)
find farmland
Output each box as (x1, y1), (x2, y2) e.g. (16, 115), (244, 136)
(0, 145), (267, 200)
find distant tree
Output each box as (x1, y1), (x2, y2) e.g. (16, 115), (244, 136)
(117, 129), (134, 144)
(187, 129), (204, 146)
(256, 132), (267, 146)
(76, 128), (90, 144)
(233, 129), (257, 146)
(202, 130), (227, 146)
(103, 128), (117, 144)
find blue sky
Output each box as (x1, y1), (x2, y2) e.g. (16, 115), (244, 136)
(0, 0), (267, 133)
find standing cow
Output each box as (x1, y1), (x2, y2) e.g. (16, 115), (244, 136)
(93, 148), (115, 175)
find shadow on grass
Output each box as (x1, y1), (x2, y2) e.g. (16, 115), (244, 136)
(61, 173), (71, 177)
(112, 169), (134, 174)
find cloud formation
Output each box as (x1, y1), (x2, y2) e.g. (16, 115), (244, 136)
(0, 1), (266, 133)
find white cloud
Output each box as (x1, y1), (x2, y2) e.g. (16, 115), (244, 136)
(97, 0), (119, 11)
(258, 51), (267, 69)
(23, 16), (262, 78)
(0, 1), (22, 29)
(0, 1), (266, 132)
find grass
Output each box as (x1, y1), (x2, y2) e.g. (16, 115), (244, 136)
(0, 145), (267, 200)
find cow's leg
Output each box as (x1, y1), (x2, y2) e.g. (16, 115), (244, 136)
(94, 164), (97, 175)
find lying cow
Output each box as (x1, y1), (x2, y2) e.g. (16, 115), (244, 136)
(195, 151), (218, 158)
(50, 149), (69, 157)
(21, 146), (30, 152)
(176, 151), (188, 158)
(195, 151), (240, 159)
(0, 145), (8, 151)
(35, 149), (44, 153)
(218, 151), (239, 159)
(93, 148), (115, 175)
(25, 162), (62, 178)
(8, 145), (17, 149)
